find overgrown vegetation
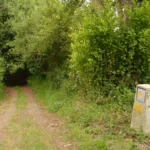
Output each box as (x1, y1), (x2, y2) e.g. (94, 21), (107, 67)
(1, 0), (150, 149)
(29, 77), (150, 150)
(16, 87), (26, 110)
(2, 0), (150, 95)
(0, 58), (5, 100)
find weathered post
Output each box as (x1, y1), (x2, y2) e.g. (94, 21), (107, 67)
(131, 84), (150, 133)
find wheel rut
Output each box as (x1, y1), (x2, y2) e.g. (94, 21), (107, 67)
(0, 86), (78, 150)
(0, 87), (16, 141)
(22, 86), (78, 150)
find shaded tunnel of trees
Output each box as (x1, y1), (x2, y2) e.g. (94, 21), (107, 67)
(0, 0), (150, 88)
(4, 69), (29, 86)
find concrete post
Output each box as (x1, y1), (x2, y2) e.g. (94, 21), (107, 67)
(131, 84), (150, 133)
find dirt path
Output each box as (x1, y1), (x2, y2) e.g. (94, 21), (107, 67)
(0, 86), (78, 150)
(23, 87), (77, 150)
(0, 88), (16, 141)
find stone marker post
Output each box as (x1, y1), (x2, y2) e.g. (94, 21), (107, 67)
(131, 84), (150, 133)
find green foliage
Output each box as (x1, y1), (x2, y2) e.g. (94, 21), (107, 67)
(7, 0), (150, 149)
(109, 85), (134, 104)
(0, 83), (5, 101)
(7, 0), (84, 75)
(0, 0), (20, 82)
(16, 87), (26, 110)
(29, 77), (146, 150)
(70, 2), (117, 87)
(0, 57), (5, 82)
(28, 76), (75, 113)
(93, 140), (107, 150)
(70, 1), (150, 92)
(0, 0), (13, 55)
(5, 0), (150, 99)
(0, 57), (5, 101)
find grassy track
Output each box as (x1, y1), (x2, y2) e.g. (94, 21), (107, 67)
(0, 117), (53, 150)
(0, 87), (53, 150)
(16, 86), (27, 110)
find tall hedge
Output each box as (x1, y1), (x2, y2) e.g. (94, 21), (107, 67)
(3, 0), (150, 97)
(70, 1), (150, 90)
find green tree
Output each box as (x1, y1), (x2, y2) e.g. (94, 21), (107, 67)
(70, 0), (150, 93)
(7, 0), (85, 75)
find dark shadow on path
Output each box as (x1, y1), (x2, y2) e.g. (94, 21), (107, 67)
(4, 68), (29, 86)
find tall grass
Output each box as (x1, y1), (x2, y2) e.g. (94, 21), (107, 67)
(29, 76), (150, 150)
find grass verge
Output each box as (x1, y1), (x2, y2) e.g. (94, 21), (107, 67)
(29, 77), (150, 150)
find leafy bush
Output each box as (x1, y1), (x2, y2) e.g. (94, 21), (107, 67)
(0, 57), (5, 100)
(0, 83), (4, 101)
(0, 57), (5, 81)
(70, 1), (150, 93)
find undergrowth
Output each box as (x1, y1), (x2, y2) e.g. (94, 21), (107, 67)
(0, 83), (5, 102)
(29, 77), (150, 150)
